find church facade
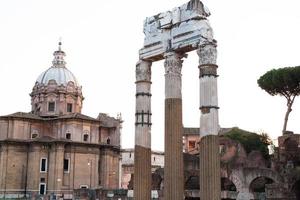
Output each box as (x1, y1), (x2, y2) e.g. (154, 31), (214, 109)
(0, 43), (122, 199)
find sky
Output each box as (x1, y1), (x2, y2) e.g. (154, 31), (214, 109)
(1, 0), (300, 151)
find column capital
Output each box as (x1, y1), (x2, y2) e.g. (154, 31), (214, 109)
(164, 52), (186, 99)
(164, 52), (186, 76)
(136, 60), (152, 82)
(197, 42), (217, 67)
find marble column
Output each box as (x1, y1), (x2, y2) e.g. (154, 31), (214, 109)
(134, 60), (152, 200)
(164, 52), (184, 200)
(197, 42), (221, 200)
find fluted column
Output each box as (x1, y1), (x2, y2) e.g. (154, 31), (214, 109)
(134, 60), (152, 200)
(164, 52), (184, 200)
(198, 42), (221, 200)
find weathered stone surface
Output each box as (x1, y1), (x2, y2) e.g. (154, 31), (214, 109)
(130, 132), (300, 199)
(198, 43), (219, 137)
(134, 59), (152, 199)
(135, 60), (152, 149)
(197, 42), (217, 66)
(133, 145), (151, 200)
(136, 60), (152, 83)
(135, 1), (220, 199)
(164, 52), (184, 99)
(140, 0), (214, 61)
(164, 98), (184, 200)
(199, 135), (221, 200)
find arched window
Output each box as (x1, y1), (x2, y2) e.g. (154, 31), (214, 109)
(83, 130), (89, 142)
(83, 134), (89, 142)
(66, 133), (71, 140)
(107, 137), (111, 144)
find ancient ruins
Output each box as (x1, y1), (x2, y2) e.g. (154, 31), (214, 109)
(134, 0), (220, 199)
(145, 128), (300, 199)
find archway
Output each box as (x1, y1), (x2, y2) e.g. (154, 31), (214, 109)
(249, 177), (274, 193)
(292, 180), (300, 200)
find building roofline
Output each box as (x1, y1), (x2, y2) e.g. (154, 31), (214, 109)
(0, 112), (121, 128)
(0, 138), (121, 151)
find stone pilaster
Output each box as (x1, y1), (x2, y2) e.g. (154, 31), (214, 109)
(48, 143), (64, 194)
(26, 145), (41, 194)
(100, 149), (109, 188)
(134, 60), (152, 200)
(164, 52), (184, 200)
(55, 144), (64, 192)
(198, 42), (221, 200)
(0, 144), (8, 194)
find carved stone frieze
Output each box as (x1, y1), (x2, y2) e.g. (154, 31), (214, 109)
(140, 0), (214, 61)
(136, 60), (152, 82)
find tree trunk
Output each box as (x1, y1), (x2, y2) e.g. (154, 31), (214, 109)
(282, 102), (293, 134)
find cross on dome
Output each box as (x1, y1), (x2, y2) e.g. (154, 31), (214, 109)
(58, 37), (62, 51)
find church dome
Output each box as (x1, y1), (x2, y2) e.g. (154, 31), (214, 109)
(36, 66), (79, 86)
(31, 42), (84, 117)
(35, 42), (79, 87)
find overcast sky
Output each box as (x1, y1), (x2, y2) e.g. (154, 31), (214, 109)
(1, 0), (300, 150)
